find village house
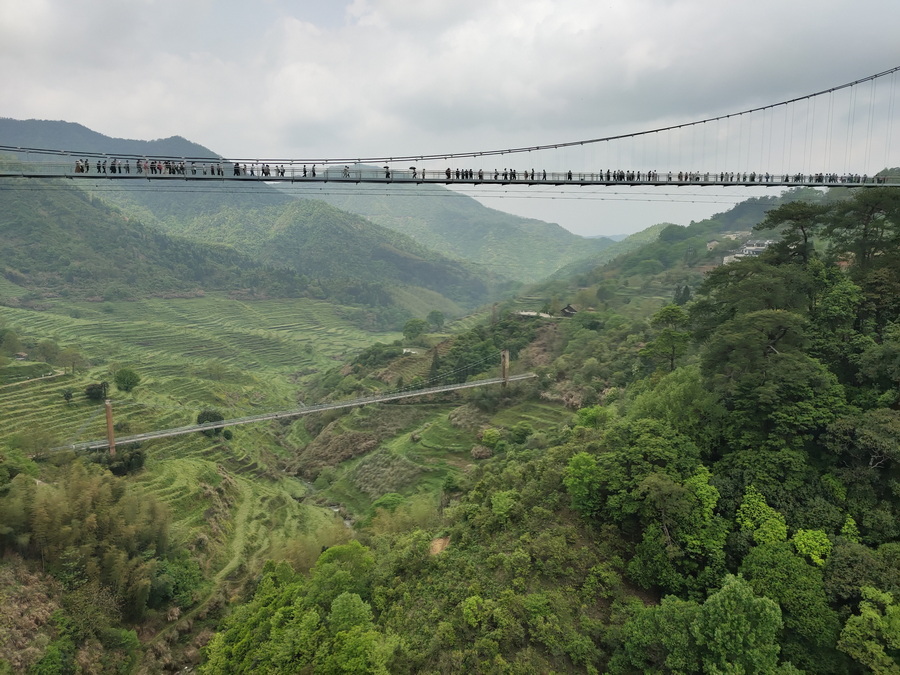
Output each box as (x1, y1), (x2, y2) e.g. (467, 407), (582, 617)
(722, 239), (776, 265)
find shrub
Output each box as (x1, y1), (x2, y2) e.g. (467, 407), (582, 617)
(84, 381), (109, 401)
(114, 367), (141, 392)
(197, 409), (225, 437)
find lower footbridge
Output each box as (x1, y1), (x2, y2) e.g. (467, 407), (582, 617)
(55, 373), (537, 453)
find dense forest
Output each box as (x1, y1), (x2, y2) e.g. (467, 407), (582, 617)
(1, 185), (899, 672)
(198, 187), (900, 672)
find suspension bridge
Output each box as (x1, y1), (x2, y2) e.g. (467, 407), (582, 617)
(53, 354), (535, 453)
(3, 66), (900, 189)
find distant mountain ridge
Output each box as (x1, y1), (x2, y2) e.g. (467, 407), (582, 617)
(293, 177), (617, 283)
(0, 118), (218, 158)
(0, 119), (513, 313)
(0, 178), (307, 302)
(1, 119), (618, 284)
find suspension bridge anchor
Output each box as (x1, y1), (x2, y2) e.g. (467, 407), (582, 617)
(104, 399), (116, 456)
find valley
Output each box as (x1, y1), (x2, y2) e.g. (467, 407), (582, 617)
(0, 118), (899, 674)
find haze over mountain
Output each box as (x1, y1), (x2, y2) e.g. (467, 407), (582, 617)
(2, 119), (618, 284)
(0, 178), (308, 303)
(290, 177), (617, 283)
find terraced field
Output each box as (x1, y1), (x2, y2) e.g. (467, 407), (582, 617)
(0, 293), (399, 637)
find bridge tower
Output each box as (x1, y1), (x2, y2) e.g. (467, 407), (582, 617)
(104, 399), (116, 456)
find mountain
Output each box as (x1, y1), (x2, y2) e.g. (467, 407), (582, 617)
(1, 119), (616, 289)
(132, 194), (514, 308)
(0, 119), (514, 312)
(289, 176), (617, 283)
(548, 222), (670, 280)
(0, 178), (306, 302)
(0, 117), (218, 159)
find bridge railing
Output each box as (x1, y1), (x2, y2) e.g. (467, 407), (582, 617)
(1, 156), (898, 186)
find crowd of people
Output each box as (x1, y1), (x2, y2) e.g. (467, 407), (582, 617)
(70, 158), (889, 185)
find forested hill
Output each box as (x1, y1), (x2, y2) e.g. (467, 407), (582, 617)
(0, 179), (310, 302)
(149, 196), (514, 308)
(197, 186), (900, 673)
(2, 119), (615, 285)
(0, 117), (216, 160)
(292, 177), (617, 283)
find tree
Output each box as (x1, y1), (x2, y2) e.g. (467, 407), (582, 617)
(736, 485), (788, 545)
(84, 381), (109, 401)
(692, 574), (788, 674)
(641, 304), (691, 371)
(823, 187), (900, 276)
(402, 318), (429, 342)
(826, 408), (900, 470)
(426, 310), (445, 330)
(691, 258), (815, 337)
(674, 284), (692, 306)
(700, 309), (846, 451)
(791, 529), (833, 567)
(0, 329), (21, 356)
(32, 340), (60, 364)
(57, 347), (87, 374)
(428, 348), (441, 380)
(740, 541), (843, 671)
(114, 367), (141, 392)
(327, 592), (374, 634)
(609, 575), (791, 674)
(563, 452), (603, 518)
(197, 409), (225, 436)
(756, 199), (828, 264)
(838, 586), (900, 673)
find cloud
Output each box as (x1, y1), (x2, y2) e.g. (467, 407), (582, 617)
(2, 0), (899, 234)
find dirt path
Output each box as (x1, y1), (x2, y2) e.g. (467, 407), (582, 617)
(0, 369), (65, 389)
(430, 536), (450, 555)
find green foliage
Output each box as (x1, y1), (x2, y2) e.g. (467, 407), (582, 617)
(737, 485), (788, 545)
(640, 303), (691, 371)
(574, 404), (614, 429)
(490, 489), (519, 523)
(352, 341), (404, 369)
(151, 552), (205, 608)
(113, 367), (140, 392)
(838, 586), (900, 673)
(370, 492), (405, 512)
(197, 408), (225, 436)
(402, 318), (429, 342)
(841, 516), (861, 544)
(563, 451), (603, 518)
(306, 541), (376, 610)
(84, 381), (109, 401)
(610, 575), (790, 673)
(792, 529), (833, 567)
(0, 462), (169, 621)
(740, 541), (843, 671)
(479, 427), (503, 449)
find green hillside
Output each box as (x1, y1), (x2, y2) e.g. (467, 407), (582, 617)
(3, 117), (900, 673)
(0, 117), (219, 160)
(195, 186), (900, 674)
(0, 178), (307, 302)
(130, 194), (515, 309)
(290, 176), (616, 283)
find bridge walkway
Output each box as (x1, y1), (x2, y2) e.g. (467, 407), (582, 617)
(57, 373), (537, 452)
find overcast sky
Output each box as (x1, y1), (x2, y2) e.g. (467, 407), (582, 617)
(2, 0), (899, 236)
